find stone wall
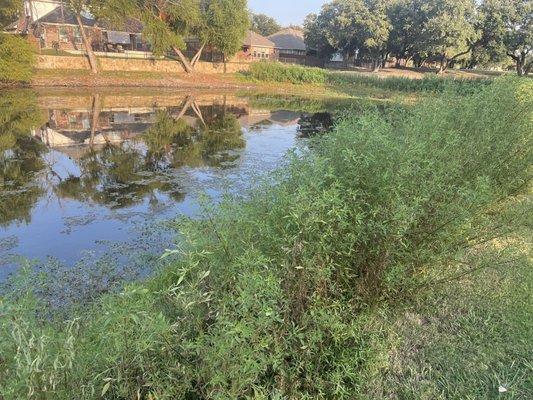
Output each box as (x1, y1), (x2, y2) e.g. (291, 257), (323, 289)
(36, 54), (251, 74)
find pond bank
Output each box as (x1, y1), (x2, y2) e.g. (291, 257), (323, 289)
(30, 69), (253, 89)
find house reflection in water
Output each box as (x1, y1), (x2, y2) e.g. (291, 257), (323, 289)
(32, 95), (307, 156)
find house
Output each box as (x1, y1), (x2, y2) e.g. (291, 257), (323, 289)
(268, 28), (307, 64)
(29, 6), (103, 52)
(241, 30), (277, 61)
(6, 1), (149, 53)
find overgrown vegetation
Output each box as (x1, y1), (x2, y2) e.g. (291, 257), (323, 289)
(0, 34), (35, 84)
(0, 78), (531, 399)
(328, 71), (493, 94)
(248, 61), (328, 84)
(246, 61), (491, 97)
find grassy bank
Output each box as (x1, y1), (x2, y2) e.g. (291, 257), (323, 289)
(1, 77), (531, 399)
(244, 62), (492, 96)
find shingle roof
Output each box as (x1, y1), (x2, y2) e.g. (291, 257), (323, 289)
(4, 17), (27, 32)
(33, 6), (143, 34)
(35, 6), (96, 27)
(243, 30), (275, 48)
(268, 28), (307, 51)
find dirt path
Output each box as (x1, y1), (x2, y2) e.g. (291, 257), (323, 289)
(31, 70), (257, 89)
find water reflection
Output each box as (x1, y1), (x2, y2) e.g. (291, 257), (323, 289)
(0, 89), (335, 278)
(0, 92), (47, 227)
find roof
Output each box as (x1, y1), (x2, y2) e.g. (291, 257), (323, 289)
(4, 16), (32, 33)
(35, 6), (96, 27)
(268, 28), (307, 51)
(243, 30), (275, 48)
(99, 18), (143, 34)
(33, 6), (143, 34)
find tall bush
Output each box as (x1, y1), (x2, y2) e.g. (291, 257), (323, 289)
(0, 34), (35, 84)
(248, 61), (328, 84)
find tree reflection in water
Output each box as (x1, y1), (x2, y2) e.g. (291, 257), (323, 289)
(0, 91), (47, 226)
(1, 90), (334, 228)
(54, 95), (245, 208)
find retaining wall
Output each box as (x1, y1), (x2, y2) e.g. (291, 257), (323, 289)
(36, 55), (250, 74)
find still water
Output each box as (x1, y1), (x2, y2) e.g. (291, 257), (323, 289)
(0, 89), (334, 282)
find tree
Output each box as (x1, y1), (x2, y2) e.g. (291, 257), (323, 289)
(303, 0), (390, 70)
(0, 0), (22, 28)
(358, 0), (391, 70)
(386, 0), (425, 66)
(0, 33), (35, 83)
(309, 0), (364, 64)
(478, 0), (532, 76)
(66, 1), (99, 74)
(93, 0), (207, 73)
(206, 0), (249, 72)
(418, 0), (479, 73)
(303, 13), (336, 60)
(251, 13), (281, 36)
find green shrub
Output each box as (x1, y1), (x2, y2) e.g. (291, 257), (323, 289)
(248, 61), (328, 84)
(0, 78), (531, 399)
(328, 71), (492, 94)
(0, 34), (35, 84)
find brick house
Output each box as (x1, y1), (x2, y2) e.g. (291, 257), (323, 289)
(31, 6), (103, 52)
(268, 28), (307, 64)
(241, 30), (278, 61)
(6, 1), (148, 53)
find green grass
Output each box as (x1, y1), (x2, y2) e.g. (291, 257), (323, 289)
(370, 194), (533, 399)
(0, 77), (531, 399)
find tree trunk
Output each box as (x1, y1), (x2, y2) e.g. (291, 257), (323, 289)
(516, 61), (525, 76)
(172, 46), (194, 73)
(75, 14), (98, 74)
(191, 43), (206, 67)
(89, 93), (101, 148)
(436, 55), (447, 74)
(223, 53), (227, 74)
(372, 59), (380, 72)
(381, 52), (390, 68)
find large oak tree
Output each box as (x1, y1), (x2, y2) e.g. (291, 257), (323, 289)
(478, 0), (532, 75)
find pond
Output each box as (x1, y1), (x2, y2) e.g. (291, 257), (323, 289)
(0, 88), (336, 286)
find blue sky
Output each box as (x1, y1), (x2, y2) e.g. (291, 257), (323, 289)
(248, 0), (326, 26)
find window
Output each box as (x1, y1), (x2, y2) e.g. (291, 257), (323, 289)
(59, 26), (69, 42)
(73, 27), (83, 44)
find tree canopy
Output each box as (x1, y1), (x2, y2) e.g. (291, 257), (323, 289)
(477, 0), (532, 75)
(251, 13), (281, 37)
(93, 0), (248, 73)
(206, 0), (250, 66)
(0, 0), (22, 28)
(304, 0), (391, 70)
(305, 0), (532, 74)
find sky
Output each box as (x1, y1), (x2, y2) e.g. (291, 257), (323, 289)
(248, 0), (326, 26)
